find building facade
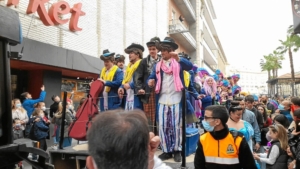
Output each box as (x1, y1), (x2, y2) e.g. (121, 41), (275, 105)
(1, 0), (169, 106)
(168, 0), (228, 74)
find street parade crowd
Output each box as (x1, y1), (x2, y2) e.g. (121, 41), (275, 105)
(10, 36), (300, 169)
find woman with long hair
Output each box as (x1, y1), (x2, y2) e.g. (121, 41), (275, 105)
(227, 101), (254, 150)
(253, 124), (288, 169)
(51, 102), (73, 149)
(12, 99), (28, 132)
(200, 77), (219, 121)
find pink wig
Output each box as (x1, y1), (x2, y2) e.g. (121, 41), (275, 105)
(203, 77), (217, 95)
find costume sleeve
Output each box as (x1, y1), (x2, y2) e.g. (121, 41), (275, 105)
(250, 111), (261, 143)
(238, 137), (257, 169)
(27, 91), (46, 105)
(200, 88), (212, 103)
(35, 120), (49, 131)
(194, 141), (207, 169)
(147, 64), (157, 85)
(259, 145), (280, 164)
(134, 59), (146, 91)
(105, 70), (124, 88)
(179, 57), (193, 71)
(188, 75), (200, 99)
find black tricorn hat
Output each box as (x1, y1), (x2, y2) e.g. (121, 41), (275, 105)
(124, 43), (144, 59)
(100, 49), (115, 61)
(146, 37), (161, 47)
(115, 54), (125, 62)
(160, 37), (178, 50)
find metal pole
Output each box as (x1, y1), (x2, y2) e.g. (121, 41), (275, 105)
(181, 88), (187, 168)
(59, 91), (67, 149)
(0, 41), (13, 146)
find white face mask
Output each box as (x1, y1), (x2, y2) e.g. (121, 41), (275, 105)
(41, 107), (46, 111)
(68, 105), (74, 110)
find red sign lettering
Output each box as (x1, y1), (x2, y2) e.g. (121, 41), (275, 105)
(7, 0), (85, 32)
(49, 1), (70, 25)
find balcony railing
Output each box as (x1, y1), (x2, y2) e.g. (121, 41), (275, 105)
(168, 20), (196, 49)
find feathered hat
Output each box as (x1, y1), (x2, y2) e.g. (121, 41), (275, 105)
(192, 64), (198, 73)
(232, 74), (240, 80)
(146, 37), (161, 47)
(213, 74), (219, 82)
(115, 54), (125, 63)
(221, 80), (230, 87)
(158, 37), (178, 50)
(124, 43), (144, 59)
(215, 69), (224, 78)
(232, 85), (241, 95)
(100, 49), (115, 61)
(197, 68), (211, 78)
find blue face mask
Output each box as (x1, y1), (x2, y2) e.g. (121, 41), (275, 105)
(202, 120), (215, 132)
(16, 103), (21, 108)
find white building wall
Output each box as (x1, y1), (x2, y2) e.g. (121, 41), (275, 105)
(1, 0), (168, 65)
(100, 0), (124, 57)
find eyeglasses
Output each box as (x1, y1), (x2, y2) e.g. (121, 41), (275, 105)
(204, 116), (217, 121)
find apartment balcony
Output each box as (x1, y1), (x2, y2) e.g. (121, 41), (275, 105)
(203, 19), (218, 51)
(169, 20), (196, 51)
(203, 39), (217, 66)
(173, 0), (196, 23)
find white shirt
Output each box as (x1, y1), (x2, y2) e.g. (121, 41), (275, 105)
(158, 60), (182, 105)
(103, 68), (111, 110)
(259, 144), (280, 165)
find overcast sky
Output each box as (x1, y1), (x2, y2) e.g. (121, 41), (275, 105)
(213, 0), (298, 76)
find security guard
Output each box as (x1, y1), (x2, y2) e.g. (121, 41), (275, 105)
(194, 105), (257, 169)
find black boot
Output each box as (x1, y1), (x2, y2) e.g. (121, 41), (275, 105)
(173, 151), (182, 162)
(158, 152), (173, 161)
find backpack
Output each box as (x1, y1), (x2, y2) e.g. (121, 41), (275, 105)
(68, 80), (104, 141)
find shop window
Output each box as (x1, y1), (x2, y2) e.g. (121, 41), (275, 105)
(61, 78), (90, 110)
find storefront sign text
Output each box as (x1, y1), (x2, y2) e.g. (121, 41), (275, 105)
(7, 0), (85, 32)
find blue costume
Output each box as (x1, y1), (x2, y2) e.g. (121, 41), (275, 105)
(100, 68), (124, 111)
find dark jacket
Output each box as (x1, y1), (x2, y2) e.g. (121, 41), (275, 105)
(50, 102), (59, 118)
(30, 117), (49, 140)
(194, 126), (257, 169)
(134, 55), (161, 103)
(249, 107), (264, 130)
(266, 140), (288, 169)
(100, 68), (124, 111)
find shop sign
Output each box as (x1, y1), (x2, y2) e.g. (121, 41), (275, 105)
(6, 0), (85, 32)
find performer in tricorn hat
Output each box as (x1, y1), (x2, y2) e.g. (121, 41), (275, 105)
(98, 49), (124, 111)
(134, 37), (161, 132)
(147, 37), (193, 162)
(118, 43), (144, 110)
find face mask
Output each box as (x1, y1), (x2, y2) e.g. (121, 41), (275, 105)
(68, 105), (74, 110)
(16, 103), (21, 108)
(41, 107), (46, 111)
(202, 120), (215, 132)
